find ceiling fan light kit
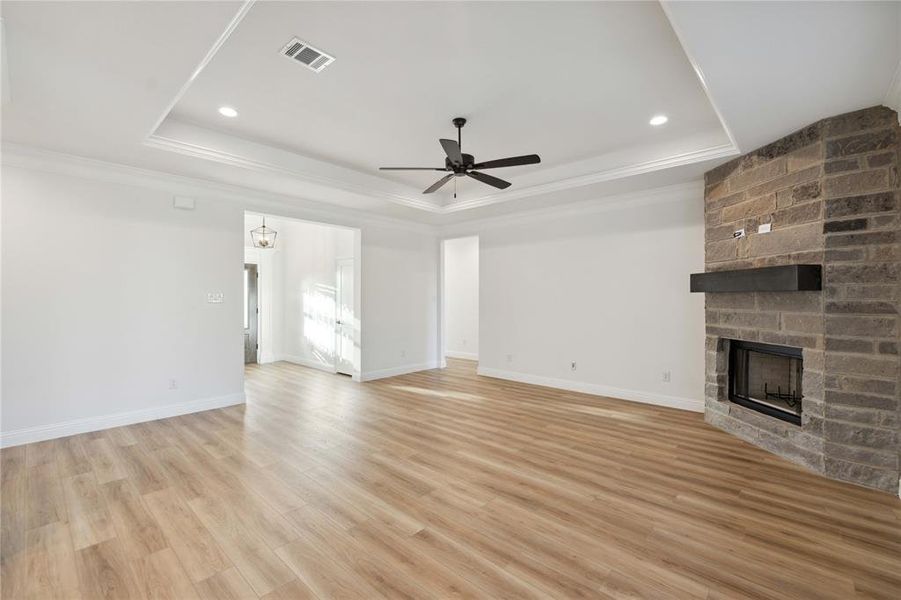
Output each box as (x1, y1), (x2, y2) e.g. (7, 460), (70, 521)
(380, 117), (541, 197)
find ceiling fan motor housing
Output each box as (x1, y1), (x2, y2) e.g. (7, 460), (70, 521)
(447, 153), (475, 174)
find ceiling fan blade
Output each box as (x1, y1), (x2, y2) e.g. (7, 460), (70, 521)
(423, 173), (455, 194)
(467, 170), (511, 190)
(439, 139), (463, 165)
(379, 167), (447, 171)
(472, 154), (541, 170)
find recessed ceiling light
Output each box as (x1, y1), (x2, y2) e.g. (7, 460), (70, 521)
(218, 106), (238, 118)
(649, 115), (668, 126)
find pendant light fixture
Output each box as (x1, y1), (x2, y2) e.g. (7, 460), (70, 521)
(250, 216), (278, 249)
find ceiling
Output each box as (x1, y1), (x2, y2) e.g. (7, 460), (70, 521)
(1, 1), (899, 225)
(170, 1), (725, 192)
(663, 0), (901, 152)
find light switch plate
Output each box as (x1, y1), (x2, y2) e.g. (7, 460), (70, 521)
(207, 292), (224, 304)
(758, 223), (772, 234)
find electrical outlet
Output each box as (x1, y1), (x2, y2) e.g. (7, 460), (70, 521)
(400, 349), (406, 358)
(571, 361), (577, 371)
(506, 354), (513, 363)
(207, 292), (224, 304)
(462, 339), (467, 346)
(168, 378), (178, 390)
(662, 370), (671, 383)
(733, 228), (745, 239)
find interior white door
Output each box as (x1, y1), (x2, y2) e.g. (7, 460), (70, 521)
(335, 258), (355, 376)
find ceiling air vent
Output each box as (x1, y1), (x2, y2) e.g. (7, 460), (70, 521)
(280, 37), (334, 73)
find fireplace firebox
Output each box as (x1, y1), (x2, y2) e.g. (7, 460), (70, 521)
(728, 340), (802, 426)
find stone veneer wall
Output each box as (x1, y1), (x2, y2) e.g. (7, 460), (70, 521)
(703, 106), (900, 494)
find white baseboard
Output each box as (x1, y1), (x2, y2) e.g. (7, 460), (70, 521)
(361, 361), (442, 382)
(445, 350), (478, 361)
(0, 392), (246, 448)
(476, 367), (703, 413)
(279, 354), (336, 373)
(259, 351), (278, 364)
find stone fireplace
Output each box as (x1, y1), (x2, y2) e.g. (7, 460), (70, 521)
(701, 106), (901, 494)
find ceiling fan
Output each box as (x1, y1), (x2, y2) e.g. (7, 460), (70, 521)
(379, 117), (541, 197)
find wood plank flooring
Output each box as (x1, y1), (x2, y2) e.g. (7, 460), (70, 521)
(2, 358), (899, 599)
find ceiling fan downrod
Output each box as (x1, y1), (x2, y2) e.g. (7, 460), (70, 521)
(454, 118), (465, 198)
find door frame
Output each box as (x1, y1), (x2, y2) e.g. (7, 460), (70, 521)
(244, 263), (259, 364)
(243, 247), (273, 364)
(335, 257), (355, 376)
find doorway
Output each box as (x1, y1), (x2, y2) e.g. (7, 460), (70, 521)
(244, 263), (258, 364)
(441, 236), (479, 364)
(243, 212), (362, 379)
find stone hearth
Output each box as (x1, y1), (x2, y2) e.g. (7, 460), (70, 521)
(703, 106), (900, 494)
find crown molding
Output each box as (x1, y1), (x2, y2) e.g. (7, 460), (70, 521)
(659, 0), (740, 151)
(144, 0), (256, 139)
(147, 129), (735, 217)
(887, 2), (901, 124)
(440, 143), (734, 213)
(885, 59), (901, 124)
(144, 133), (444, 213)
(1, 19), (10, 105)
(1, 143), (439, 234)
(2, 143), (704, 239)
(439, 180), (703, 236)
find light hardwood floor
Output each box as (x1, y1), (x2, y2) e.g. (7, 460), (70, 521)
(2, 358), (899, 599)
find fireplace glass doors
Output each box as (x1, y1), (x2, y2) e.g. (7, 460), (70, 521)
(729, 340), (802, 425)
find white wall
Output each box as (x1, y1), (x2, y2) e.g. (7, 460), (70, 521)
(1, 166), (245, 444)
(1, 147), (701, 445)
(1, 160), (440, 444)
(443, 236), (479, 360)
(474, 185), (706, 411)
(360, 225), (440, 379)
